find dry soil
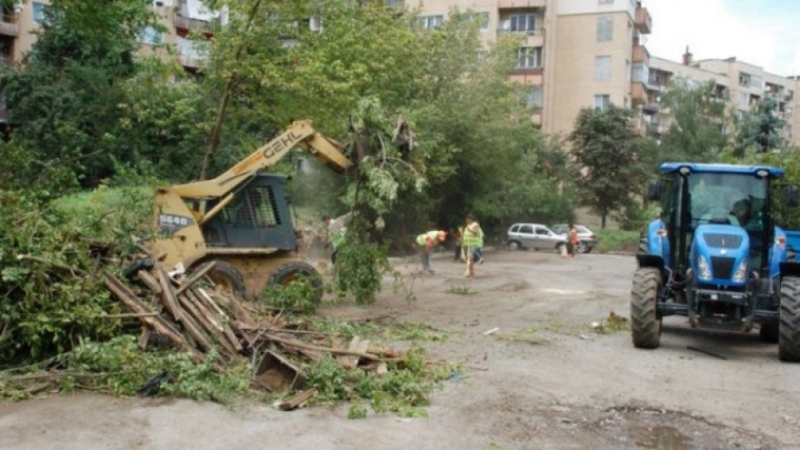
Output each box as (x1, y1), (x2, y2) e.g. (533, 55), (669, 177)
(1, 249), (799, 450)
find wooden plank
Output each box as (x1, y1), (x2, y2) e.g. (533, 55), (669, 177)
(137, 328), (151, 350)
(276, 388), (317, 411)
(104, 276), (204, 362)
(183, 292), (238, 356)
(175, 293), (232, 356)
(156, 268), (183, 322)
(336, 336), (359, 368)
(263, 335), (381, 362)
(190, 288), (243, 353)
(175, 261), (217, 296)
(198, 287), (256, 329)
(136, 270), (162, 294)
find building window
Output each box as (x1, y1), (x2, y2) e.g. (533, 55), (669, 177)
(509, 14), (535, 32)
(596, 18), (613, 42)
(594, 55), (611, 81)
(139, 26), (162, 45)
(32, 2), (49, 23)
(594, 94), (611, 112)
(419, 15), (443, 30)
(739, 72), (751, 88)
(631, 62), (649, 83)
(458, 12), (489, 30)
(516, 47), (543, 69)
(738, 92), (748, 106)
(525, 86), (543, 109)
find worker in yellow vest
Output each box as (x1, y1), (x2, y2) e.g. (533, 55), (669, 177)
(416, 230), (447, 274)
(462, 214), (484, 278)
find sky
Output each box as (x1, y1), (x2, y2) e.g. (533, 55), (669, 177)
(644, 0), (800, 77)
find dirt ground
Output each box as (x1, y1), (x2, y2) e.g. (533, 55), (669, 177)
(2, 249), (800, 450)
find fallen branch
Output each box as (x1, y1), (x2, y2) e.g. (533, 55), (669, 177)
(15, 254), (85, 275)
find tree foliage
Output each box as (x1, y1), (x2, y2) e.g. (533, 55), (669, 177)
(570, 105), (648, 228)
(735, 96), (785, 156)
(657, 79), (729, 163)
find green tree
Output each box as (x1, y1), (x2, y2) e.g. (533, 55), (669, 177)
(0, 0), (159, 190)
(570, 105), (647, 228)
(735, 95), (785, 156)
(658, 79), (728, 162)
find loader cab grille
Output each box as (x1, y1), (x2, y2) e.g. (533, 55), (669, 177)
(703, 233), (742, 249)
(711, 256), (735, 279)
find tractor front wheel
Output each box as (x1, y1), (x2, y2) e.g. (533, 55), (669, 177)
(631, 267), (662, 349)
(779, 276), (800, 362)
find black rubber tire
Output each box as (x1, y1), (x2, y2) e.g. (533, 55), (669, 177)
(268, 261), (324, 305)
(779, 276), (800, 362)
(555, 242), (566, 255)
(575, 241), (588, 254)
(207, 260), (246, 300)
(508, 240), (522, 251)
(637, 237), (649, 256)
(759, 323), (779, 343)
(787, 245), (796, 263)
(631, 267), (662, 349)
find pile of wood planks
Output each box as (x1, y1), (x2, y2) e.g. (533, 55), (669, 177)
(105, 260), (406, 409)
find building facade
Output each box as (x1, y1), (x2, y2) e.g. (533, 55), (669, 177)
(648, 53), (800, 146)
(4, 0), (799, 147)
(413, 0), (652, 136)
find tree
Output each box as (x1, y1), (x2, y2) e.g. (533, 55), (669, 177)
(569, 105), (647, 228)
(658, 79), (728, 163)
(0, 0), (159, 191)
(735, 95), (785, 156)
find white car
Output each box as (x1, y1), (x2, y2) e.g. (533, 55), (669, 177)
(506, 223), (567, 252)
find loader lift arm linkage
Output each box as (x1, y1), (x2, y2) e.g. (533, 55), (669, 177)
(168, 120), (354, 225)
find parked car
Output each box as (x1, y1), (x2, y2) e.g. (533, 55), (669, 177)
(507, 223), (567, 253)
(550, 224), (598, 254)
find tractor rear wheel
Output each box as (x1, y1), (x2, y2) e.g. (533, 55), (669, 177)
(207, 260), (246, 300)
(779, 276), (800, 362)
(268, 262), (324, 305)
(631, 267), (662, 349)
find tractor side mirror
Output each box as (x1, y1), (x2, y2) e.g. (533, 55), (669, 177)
(647, 180), (662, 201)
(787, 185), (799, 207)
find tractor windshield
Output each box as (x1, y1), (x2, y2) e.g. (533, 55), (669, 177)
(687, 173), (767, 231)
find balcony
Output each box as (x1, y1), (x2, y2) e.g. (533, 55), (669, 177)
(632, 44), (649, 65)
(177, 37), (209, 69)
(0, 14), (19, 37)
(173, 15), (216, 34)
(634, 6), (652, 34)
(498, 0), (546, 9)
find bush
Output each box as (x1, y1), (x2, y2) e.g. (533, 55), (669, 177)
(594, 229), (640, 254)
(0, 185), (152, 366)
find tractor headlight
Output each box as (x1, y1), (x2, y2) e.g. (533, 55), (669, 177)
(732, 260), (748, 283)
(698, 256), (712, 280)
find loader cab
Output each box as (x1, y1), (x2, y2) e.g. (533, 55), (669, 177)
(202, 174), (297, 250)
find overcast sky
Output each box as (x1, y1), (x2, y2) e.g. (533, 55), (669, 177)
(645, 0), (800, 77)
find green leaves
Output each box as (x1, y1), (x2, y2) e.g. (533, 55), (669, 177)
(570, 105), (647, 228)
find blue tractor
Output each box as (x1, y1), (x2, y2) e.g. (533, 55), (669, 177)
(633, 163), (800, 362)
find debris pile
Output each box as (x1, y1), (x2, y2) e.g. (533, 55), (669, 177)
(105, 260), (407, 410)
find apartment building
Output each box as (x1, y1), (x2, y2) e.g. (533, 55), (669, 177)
(0, 0), (218, 69)
(414, 0), (652, 136)
(648, 53), (800, 146)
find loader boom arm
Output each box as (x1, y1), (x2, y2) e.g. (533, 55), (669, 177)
(173, 120), (353, 199)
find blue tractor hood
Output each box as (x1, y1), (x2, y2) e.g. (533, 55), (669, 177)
(691, 224), (751, 287)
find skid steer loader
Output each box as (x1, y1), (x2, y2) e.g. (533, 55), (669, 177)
(150, 120), (353, 301)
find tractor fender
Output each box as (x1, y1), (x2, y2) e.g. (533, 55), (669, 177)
(780, 261), (800, 279)
(636, 254), (664, 270)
